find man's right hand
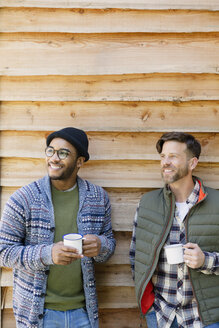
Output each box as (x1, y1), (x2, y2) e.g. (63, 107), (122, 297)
(52, 241), (83, 265)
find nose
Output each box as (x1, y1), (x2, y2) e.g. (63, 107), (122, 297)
(50, 151), (60, 161)
(161, 156), (171, 166)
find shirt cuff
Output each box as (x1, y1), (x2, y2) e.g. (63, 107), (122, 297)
(198, 251), (214, 272)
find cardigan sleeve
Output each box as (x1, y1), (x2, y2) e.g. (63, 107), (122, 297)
(93, 189), (116, 263)
(0, 189), (53, 272)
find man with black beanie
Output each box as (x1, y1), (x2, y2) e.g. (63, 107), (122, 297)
(0, 127), (116, 328)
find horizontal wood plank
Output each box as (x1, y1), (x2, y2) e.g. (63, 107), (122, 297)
(1, 74), (219, 101)
(1, 264), (134, 287)
(3, 286), (138, 308)
(99, 308), (146, 328)
(1, 308), (146, 328)
(1, 269), (12, 287)
(1, 101), (219, 132)
(1, 8), (219, 33)
(1, 0), (218, 10)
(1, 309), (16, 328)
(1, 33), (219, 75)
(0, 186), (147, 231)
(98, 286), (137, 308)
(1, 158), (219, 188)
(1, 131), (219, 161)
(92, 264), (134, 286)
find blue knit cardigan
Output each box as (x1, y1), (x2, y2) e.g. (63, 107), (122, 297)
(0, 175), (116, 328)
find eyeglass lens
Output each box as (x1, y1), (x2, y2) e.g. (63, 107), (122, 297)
(45, 147), (70, 160)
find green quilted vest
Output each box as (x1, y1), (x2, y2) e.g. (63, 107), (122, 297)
(135, 177), (219, 325)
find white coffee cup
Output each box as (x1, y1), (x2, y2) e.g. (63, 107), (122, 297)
(63, 233), (83, 254)
(164, 243), (184, 264)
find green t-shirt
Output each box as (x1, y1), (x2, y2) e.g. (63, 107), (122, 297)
(44, 184), (85, 311)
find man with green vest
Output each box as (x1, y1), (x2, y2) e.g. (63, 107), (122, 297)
(130, 132), (219, 328)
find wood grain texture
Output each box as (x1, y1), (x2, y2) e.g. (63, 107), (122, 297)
(1, 8), (219, 33)
(1, 269), (12, 287)
(1, 158), (219, 188)
(99, 308), (146, 328)
(1, 2), (218, 327)
(1, 309), (15, 328)
(1, 0), (219, 10)
(98, 286), (138, 308)
(1, 131), (219, 161)
(1, 33), (219, 75)
(1, 101), (219, 132)
(1, 74), (219, 101)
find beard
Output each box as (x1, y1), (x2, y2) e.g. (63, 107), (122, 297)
(49, 159), (78, 181)
(161, 164), (189, 184)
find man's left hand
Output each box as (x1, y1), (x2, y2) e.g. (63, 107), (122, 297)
(82, 234), (101, 257)
(184, 242), (205, 269)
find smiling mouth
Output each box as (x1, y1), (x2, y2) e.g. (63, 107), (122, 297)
(162, 167), (175, 174)
(49, 163), (63, 170)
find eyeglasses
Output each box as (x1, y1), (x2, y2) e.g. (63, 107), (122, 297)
(45, 146), (71, 160)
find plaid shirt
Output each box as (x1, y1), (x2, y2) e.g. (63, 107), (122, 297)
(130, 181), (219, 328)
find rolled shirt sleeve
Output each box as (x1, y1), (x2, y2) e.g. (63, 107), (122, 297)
(198, 251), (219, 275)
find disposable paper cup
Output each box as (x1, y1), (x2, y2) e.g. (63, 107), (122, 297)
(63, 233), (83, 254)
(164, 243), (184, 264)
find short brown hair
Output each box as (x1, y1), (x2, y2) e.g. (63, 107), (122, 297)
(156, 132), (201, 159)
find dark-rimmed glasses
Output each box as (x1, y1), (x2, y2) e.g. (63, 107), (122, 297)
(45, 146), (71, 160)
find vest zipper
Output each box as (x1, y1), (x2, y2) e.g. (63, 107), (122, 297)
(138, 195), (174, 313)
(184, 192), (207, 323)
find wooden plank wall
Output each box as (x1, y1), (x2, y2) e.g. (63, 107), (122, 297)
(0, 1), (219, 327)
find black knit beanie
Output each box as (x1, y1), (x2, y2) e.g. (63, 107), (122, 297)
(46, 127), (89, 162)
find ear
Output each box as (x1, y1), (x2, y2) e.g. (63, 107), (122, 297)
(77, 156), (85, 169)
(189, 157), (198, 171)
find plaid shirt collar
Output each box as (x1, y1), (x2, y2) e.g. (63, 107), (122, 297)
(165, 179), (200, 208)
(185, 180), (200, 207)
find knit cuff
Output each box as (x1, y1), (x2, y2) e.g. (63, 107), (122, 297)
(93, 235), (110, 262)
(40, 244), (54, 267)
